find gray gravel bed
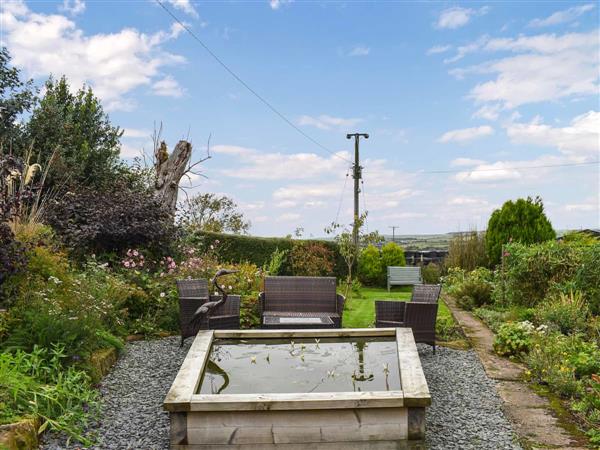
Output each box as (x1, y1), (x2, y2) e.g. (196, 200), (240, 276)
(43, 338), (521, 450)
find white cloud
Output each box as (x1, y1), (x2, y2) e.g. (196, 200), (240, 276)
(277, 213), (301, 222)
(565, 202), (597, 212)
(122, 128), (150, 139)
(297, 114), (362, 130)
(273, 183), (342, 201)
(451, 157), (486, 167)
(436, 6), (488, 30)
(529, 3), (595, 28)
(275, 200), (297, 208)
(448, 196), (490, 206)
(459, 30), (599, 108)
(213, 145), (349, 180)
(472, 104), (501, 121)
(60, 0), (85, 16)
(438, 126), (494, 143)
(454, 161), (523, 183)
(348, 45), (370, 57)
(152, 75), (185, 97)
(427, 45), (452, 55)
(0, 1), (185, 111)
(269, 0), (292, 10)
(165, 0), (199, 18)
(506, 111), (600, 159)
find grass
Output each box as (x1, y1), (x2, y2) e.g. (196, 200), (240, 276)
(342, 286), (455, 329)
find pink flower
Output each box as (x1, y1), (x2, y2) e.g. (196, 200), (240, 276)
(133, 250), (139, 257)
(124, 261), (130, 268)
(127, 249), (133, 257)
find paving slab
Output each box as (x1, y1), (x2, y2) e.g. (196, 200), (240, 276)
(443, 295), (588, 449)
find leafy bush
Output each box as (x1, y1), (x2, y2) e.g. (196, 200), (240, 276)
(572, 375), (600, 445)
(0, 223), (27, 292)
(474, 306), (535, 333)
(381, 242), (406, 269)
(444, 267), (494, 310)
(575, 244), (600, 314)
(435, 314), (463, 341)
(446, 230), (488, 271)
(493, 321), (537, 357)
(421, 262), (441, 284)
(536, 291), (589, 335)
(358, 244), (383, 285)
(290, 242), (335, 277)
(0, 345), (97, 444)
(486, 196), (555, 266)
(525, 332), (600, 397)
(499, 240), (595, 307)
(187, 230), (346, 278)
(45, 185), (176, 256)
(264, 247), (288, 275)
(2, 247), (132, 358)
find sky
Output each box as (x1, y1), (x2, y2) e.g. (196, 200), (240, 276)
(1, 0), (599, 237)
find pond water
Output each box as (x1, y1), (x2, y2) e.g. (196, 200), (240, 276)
(197, 337), (401, 395)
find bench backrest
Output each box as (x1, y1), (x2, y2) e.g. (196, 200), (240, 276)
(264, 276), (338, 313)
(387, 266), (422, 284)
(176, 279), (209, 298)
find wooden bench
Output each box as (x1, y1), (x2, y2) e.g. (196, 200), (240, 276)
(387, 266), (422, 291)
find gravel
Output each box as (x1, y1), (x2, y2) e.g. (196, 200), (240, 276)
(43, 338), (521, 450)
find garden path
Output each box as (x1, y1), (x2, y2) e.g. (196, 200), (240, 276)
(444, 295), (588, 449)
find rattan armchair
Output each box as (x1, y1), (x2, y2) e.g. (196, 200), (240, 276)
(411, 284), (442, 303)
(375, 301), (439, 353)
(176, 279), (240, 346)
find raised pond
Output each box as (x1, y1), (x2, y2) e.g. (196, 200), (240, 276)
(164, 328), (430, 449)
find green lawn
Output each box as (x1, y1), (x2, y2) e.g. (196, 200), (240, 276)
(342, 286), (454, 329)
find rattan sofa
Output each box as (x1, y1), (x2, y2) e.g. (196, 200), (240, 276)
(259, 276), (345, 329)
(176, 279), (240, 345)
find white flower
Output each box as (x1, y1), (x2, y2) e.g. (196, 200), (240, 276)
(160, 292), (166, 298)
(228, 285), (232, 290)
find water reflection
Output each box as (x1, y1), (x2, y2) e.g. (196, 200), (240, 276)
(198, 337), (400, 395)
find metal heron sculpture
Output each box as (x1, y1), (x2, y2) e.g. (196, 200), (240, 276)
(189, 269), (239, 330)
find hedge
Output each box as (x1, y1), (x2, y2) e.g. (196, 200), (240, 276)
(187, 231), (347, 279)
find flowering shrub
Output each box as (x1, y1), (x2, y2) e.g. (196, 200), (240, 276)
(535, 290), (589, 335)
(493, 321), (540, 357)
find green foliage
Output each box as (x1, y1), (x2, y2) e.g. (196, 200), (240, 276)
(186, 230), (345, 278)
(0, 47), (37, 146)
(24, 76), (123, 188)
(572, 375), (600, 445)
(357, 244), (383, 285)
(443, 267), (494, 310)
(179, 193), (250, 234)
(351, 278), (363, 299)
(493, 321), (535, 357)
(473, 306), (535, 333)
(264, 247), (288, 276)
(0, 345), (97, 444)
(446, 230), (488, 271)
(421, 262), (441, 284)
(290, 241), (335, 277)
(380, 241), (406, 268)
(435, 314), (463, 341)
(499, 240), (598, 308)
(45, 185), (176, 256)
(486, 196), (555, 266)
(535, 291), (589, 335)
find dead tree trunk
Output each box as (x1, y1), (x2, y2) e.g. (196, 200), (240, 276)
(154, 140), (192, 215)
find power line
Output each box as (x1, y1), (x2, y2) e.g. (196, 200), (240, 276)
(362, 160), (598, 176)
(155, 0), (352, 165)
(334, 167), (351, 224)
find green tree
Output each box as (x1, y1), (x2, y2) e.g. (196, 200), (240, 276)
(0, 47), (37, 147)
(179, 193), (250, 234)
(357, 244), (383, 286)
(486, 196), (555, 265)
(24, 76), (123, 188)
(381, 241), (406, 269)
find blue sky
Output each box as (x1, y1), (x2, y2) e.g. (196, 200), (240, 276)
(1, 0), (599, 236)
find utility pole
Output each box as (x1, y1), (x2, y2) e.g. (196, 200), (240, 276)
(346, 132), (369, 249)
(389, 226), (399, 243)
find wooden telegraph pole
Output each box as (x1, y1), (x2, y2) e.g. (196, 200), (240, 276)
(346, 133), (369, 248)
